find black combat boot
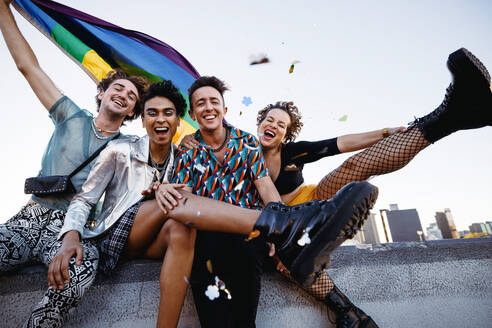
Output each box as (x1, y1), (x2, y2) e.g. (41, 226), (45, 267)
(253, 181), (378, 287)
(325, 285), (379, 328)
(412, 48), (492, 143)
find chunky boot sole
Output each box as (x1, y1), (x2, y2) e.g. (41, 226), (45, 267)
(414, 48), (492, 142)
(448, 48), (491, 88)
(448, 48), (492, 127)
(288, 182), (379, 287)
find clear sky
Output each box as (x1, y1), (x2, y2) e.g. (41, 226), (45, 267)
(1, 0), (491, 232)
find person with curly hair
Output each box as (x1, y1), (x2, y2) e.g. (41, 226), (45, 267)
(255, 48), (491, 327)
(0, 1), (149, 326)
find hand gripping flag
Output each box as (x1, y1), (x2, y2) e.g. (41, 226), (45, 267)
(13, 0), (200, 142)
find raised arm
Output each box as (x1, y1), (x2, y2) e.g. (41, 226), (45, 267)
(0, 0), (62, 110)
(337, 126), (406, 153)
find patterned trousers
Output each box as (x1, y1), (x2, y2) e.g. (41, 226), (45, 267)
(0, 202), (99, 327)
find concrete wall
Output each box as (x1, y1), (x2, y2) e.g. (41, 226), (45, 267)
(1, 238), (491, 328)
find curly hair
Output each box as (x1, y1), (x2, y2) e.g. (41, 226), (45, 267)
(95, 69), (149, 122)
(141, 80), (187, 118)
(256, 101), (303, 143)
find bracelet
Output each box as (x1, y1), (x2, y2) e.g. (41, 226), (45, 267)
(382, 128), (389, 138)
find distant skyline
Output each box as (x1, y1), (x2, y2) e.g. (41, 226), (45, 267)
(0, 1), (491, 231)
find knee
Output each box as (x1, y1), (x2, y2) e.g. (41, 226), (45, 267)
(164, 220), (195, 251)
(66, 247), (99, 296)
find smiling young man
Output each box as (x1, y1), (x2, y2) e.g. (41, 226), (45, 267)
(0, 1), (147, 326)
(54, 80), (195, 328)
(170, 76), (379, 328)
(172, 77), (282, 328)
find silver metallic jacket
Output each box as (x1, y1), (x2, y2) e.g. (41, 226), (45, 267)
(58, 135), (175, 240)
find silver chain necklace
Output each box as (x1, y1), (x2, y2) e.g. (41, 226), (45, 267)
(92, 119), (119, 140)
(149, 149), (174, 182)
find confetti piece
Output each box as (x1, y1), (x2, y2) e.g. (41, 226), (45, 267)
(240, 111), (243, 116)
(206, 259), (213, 274)
(292, 152), (308, 159)
(249, 53), (270, 65)
(242, 96), (252, 107)
(338, 115), (348, 122)
(205, 276), (232, 301)
(184, 276), (191, 285)
(205, 285), (220, 300)
(289, 60), (301, 74)
(297, 229), (312, 246)
(245, 229), (260, 241)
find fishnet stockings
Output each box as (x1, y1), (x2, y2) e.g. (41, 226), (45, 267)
(317, 126), (430, 199)
(305, 271), (335, 300)
(279, 269), (334, 301)
(287, 127), (430, 304)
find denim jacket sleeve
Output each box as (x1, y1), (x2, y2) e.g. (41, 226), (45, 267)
(57, 145), (116, 240)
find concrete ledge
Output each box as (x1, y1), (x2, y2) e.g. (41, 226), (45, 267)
(1, 238), (491, 327)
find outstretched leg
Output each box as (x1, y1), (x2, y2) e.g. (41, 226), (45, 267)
(128, 182), (376, 288)
(319, 47), (492, 200)
(317, 126), (429, 199)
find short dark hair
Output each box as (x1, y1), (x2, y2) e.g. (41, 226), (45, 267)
(95, 69), (149, 122)
(187, 76), (229, 110)
(257, 101), (303, 143)
(141, 80), (187, 118)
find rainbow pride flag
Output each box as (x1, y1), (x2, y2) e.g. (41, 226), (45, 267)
(13, 0), (200, 142)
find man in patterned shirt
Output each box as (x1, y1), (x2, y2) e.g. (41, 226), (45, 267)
(172, 76), (377, 327)
(173, 76), (280, 327)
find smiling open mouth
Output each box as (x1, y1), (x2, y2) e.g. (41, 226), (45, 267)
(155, 127), (169, 134)
(113, 99), (125, 107)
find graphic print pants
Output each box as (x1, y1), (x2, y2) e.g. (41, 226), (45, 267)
(0, 202), (99, 327)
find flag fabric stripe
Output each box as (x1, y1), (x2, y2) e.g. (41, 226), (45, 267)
(13, 0), (200, 141)
(31, 0), (200, 79)
(81, 50), (113, 82)
(50, 23), (90, 62)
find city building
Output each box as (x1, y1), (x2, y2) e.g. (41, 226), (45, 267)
(469, 222), (491, 235)
(426, 222), (443, 240)
(351, 213), (381, 245)
(435, 208), (459, 239)
(379, 205), (424, 242)
(486, 221), (492, 234)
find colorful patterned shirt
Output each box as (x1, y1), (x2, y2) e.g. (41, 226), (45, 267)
(172, 123), (268, 210)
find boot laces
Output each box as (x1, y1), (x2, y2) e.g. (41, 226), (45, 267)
(440, 83), (455, 110)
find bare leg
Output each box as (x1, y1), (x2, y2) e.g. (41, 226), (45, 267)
(123, 195), (261, 327)
(138, 219), (196, 328)
(317, 126), (430, 199)
(126, 193), (258, 257)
